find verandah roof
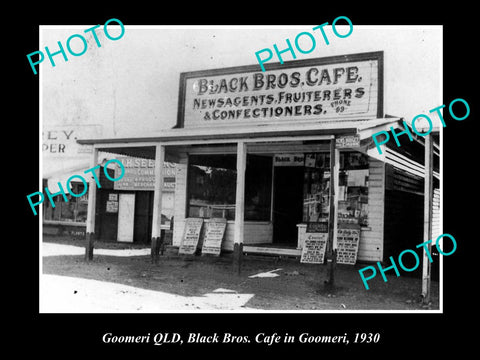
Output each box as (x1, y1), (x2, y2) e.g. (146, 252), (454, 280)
(77, 117), (403, 147)
(76, 117), (439, 180)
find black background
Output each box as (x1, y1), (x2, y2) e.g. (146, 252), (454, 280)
(14, 3), (476, 356)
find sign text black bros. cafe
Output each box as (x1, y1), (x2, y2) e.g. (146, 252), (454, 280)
(176, 51), (384, 128)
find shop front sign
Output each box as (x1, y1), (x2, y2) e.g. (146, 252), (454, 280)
(178, 52), (383, 127)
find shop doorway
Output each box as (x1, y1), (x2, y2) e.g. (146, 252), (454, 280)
(133, 191), (154, 244)
(96, 190), (156, 243)
(272, 166), (304, 246)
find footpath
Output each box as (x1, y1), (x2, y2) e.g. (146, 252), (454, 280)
(41, 236), (440, 312)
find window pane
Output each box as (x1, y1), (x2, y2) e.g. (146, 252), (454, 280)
(187, 155), (237, 220)
(303, 151), (369, 227)
(340, 152), (369, 226)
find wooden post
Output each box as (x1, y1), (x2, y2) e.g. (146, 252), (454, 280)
(233, 141), (247, 274)
(422, 134), (433, 304)
(333, 147), (340, 253)
(85, 147), (98, 261)
(325, 137), (338, 288)
(151, 144), (165, 264)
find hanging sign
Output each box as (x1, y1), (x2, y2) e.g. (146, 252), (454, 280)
(201, 218), (227, 256)
(179, 218), (204, 255)
(273, 154), (304, 166)
(336, 134), (360, 148)
(336, 227), (361, 265)
(300, 233), (328, 264)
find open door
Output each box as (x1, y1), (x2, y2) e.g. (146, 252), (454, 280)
(272, 166), (304, 246)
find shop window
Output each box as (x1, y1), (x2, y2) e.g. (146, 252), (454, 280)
(303, 153), (331, 223)
(43, 182), (88, 223)
(187, 154), (273, 221)
(340, 152), (369, 227)
(303, 151), (369, 227)
(187, 155), (237, 220)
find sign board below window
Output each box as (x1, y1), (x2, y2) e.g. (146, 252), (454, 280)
(300, 233), (328, 264)
(201, 218), (227, 256)
(179, 218), (204, 255)
(336, 227), (361, 265)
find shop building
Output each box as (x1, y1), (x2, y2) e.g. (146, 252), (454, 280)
(93, 156), (176, 244)
(42, 125), (103, 238)
(42, 157), (176, 244)
(77, 51), (440, 269)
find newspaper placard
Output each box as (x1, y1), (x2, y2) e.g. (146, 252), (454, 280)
(201, 218), (227, 256)
(336, 228), (361, 265)
(300, 232), (328, 264)
(179, 218), (204, 255)
(306, 221), (328, 233)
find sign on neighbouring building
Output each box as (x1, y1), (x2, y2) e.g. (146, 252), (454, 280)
(178, 52), (383, 128)
(42, 125), (102, 157)
(113, 157), (176, 191)
(42, 125), (103, 181)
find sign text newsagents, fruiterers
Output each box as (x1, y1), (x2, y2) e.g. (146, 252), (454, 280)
(183, 53), (381, 126)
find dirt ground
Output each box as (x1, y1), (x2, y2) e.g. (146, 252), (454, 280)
(41, 235), (440, 312)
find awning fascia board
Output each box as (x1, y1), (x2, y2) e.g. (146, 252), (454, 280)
(78, 129), (355, 148)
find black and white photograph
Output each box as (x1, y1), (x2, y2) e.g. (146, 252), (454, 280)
(38, 24), (443, 313)
(16, 7), (476, 355)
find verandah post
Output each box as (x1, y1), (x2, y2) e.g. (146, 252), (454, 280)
(84, 147), (98, 261)
(151, 144), (165, 264)
(233, 141), (247, 274)
(422, 134), (433, 304)
(325, 137), (339, 288)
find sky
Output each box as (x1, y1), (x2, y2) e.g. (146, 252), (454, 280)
(40, 24), (442, 176)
